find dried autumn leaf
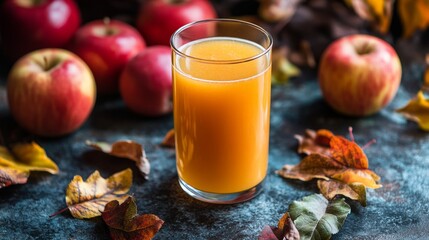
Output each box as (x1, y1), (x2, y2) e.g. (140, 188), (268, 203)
(398, 0), (429, 38)
(278, 133), (381, 188)
(317, 179), (367, 206)
(396, 91), (429, 131)
(0, 167), (29, 189)
(86, 140), (150, 179)
(102, 197), (164, 240)
(161, 129), (175, 148)
(0, 142), (59, 174)
(345, 0), (393, 33)
(259, 212), (300, 240)
(294, 129), (333, 156)
(64, 169), (132, 219)
(271, 47), (301, 84)
(289, 194), (351, 240)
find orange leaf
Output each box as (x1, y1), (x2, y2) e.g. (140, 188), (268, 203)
(330, 136), (369, 169)
(345, 0), (393, 33)
(317, 179), (367, 206)
(396, 91), (429, 131)
(102, 197), (164, 240)
(331, 169), (382, 189)
(398, 0), (429, 38)
(86, 140), (150, 179)
(294, 129), (333, 156)
(161, 129), (175, 148)
(0, 167), (29, 188)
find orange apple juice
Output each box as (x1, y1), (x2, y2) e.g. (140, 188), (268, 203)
(173, 37), (271, 193)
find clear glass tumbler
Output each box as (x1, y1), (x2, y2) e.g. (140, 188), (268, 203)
(171, 19), (273, 204)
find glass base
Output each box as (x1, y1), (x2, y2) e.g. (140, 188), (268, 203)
(178, 178), (265, 204)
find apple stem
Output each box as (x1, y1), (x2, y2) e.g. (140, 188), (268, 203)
(43, 56), (49, 71)
(103, 17), (115, 36)
(167, 0), (187, 4)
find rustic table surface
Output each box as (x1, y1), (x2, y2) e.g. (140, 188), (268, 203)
(1, 44), (429, 240)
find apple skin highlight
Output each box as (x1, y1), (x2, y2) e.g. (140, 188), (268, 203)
(318, 34), (402, 116)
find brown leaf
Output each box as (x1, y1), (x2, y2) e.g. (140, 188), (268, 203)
(398, 0), (429, 38)
(161, 129), (175, 148)
(65, 169), (132, 219)
(102, 197), (164, 240)
(294, 129), (333, 156)
(0, 142), (59, 174)
(276, 153), (342, 182)
(317, 179), (367, 206)
(86, 140), (150, 179)
(345, 0), (393, 33)
(259, 212), (299, 240)
(0, 167), (29, 189)
(396, 91), (429, 131)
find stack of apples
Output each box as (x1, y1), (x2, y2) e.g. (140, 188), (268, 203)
(0, 0), (216, 137)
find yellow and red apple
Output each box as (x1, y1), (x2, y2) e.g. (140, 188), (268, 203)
(119, 46), (172, 116)
(69, 19), (146, 95)
(318, 34), (402, 116)
(7, 49), (96, 137)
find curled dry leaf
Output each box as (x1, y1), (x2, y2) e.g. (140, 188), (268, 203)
(398, 0), (429, 38)
(317, 179), (367, 206)
(102, 197), (164, 240)
(0, 167), (29, 189)
(345, 0), (393, 33)
(289, 194), (351, 240)
(295, 129), (333, 156)
(86, 140), (150, 179)
(0, 142), (59, 174)
(0, 142), (58, 188)
(259, 212), (300, 240)
(62, 169), (132, 219)
(161, 129), (175, 148)
(396, 91), (429, 131)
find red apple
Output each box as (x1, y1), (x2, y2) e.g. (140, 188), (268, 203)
(0, 0), (80, 60)
(136, 0), (217, 46)
(119, 46), (172, 116)
(69, 18), (146, 95)
(318, 34), (402, 116)
(7, 48), (96, 137)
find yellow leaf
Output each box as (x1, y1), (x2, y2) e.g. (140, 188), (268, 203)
(398, 0), (429, 38)
(86, 140), (150, 179)
(396, 91), (429, 131)
(0, 142), (59, 174)
(345, 0), (393, 33)
(65, 168), (132, 219)
(331, 169), (382, 189)
(317, 180), (367, 206)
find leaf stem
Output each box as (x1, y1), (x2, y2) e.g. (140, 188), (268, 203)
(348, 127), (355, 142)
(49, 207), (69, 218)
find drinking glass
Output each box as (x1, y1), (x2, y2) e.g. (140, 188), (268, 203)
(171, 19), (273, 204)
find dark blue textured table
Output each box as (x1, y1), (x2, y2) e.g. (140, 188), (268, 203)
(1, 51), (429, 239)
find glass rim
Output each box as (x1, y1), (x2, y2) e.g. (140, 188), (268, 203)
(170, 18), (273, 64)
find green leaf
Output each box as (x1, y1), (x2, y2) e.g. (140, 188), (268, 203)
(289, 194), (351, 240)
